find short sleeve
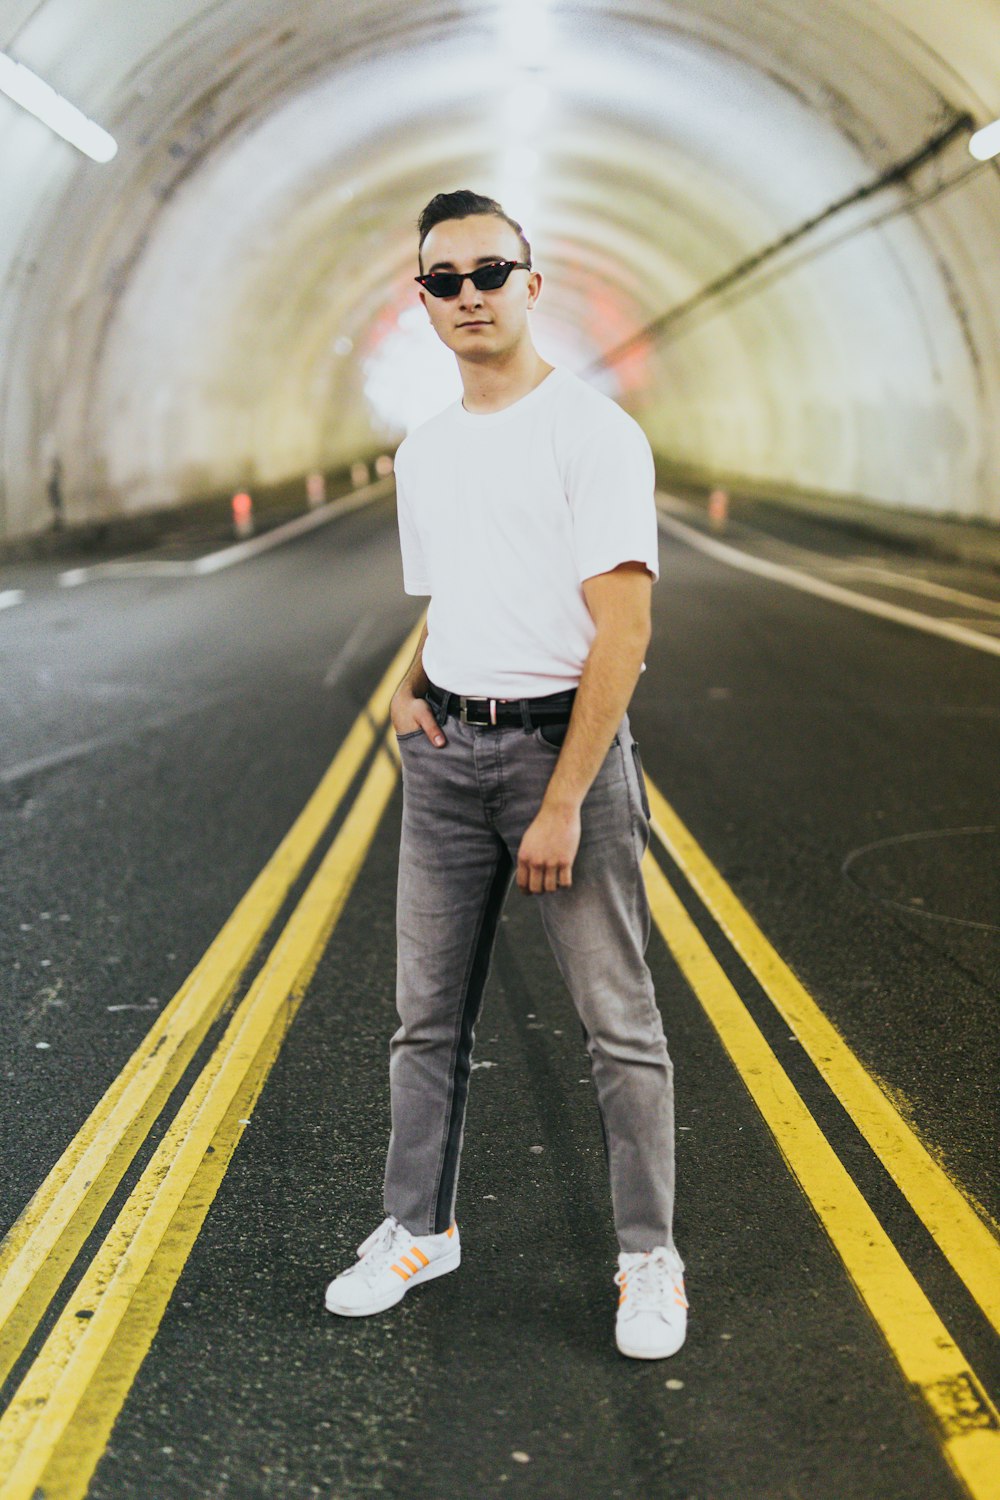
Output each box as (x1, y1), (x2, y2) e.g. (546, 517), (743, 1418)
(394, 457), (432, 595)
(563, 405), (659, 585)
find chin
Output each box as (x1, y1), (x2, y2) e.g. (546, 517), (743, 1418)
(457, 345), (506, 364)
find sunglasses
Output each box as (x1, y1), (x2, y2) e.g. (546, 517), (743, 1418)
(414, 260), (531, 299)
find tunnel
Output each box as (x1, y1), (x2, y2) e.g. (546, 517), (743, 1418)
(1, 6), (999, 1500)
(1, 0), (999, 541)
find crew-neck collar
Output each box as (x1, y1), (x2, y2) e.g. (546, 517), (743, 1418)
(455, 366), (566, 424)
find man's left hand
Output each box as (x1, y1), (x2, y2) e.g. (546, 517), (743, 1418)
(516, 803), (582, 894)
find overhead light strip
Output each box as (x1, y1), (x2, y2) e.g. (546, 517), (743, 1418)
(969, 117), (1000, 161)
(0, 51), (117, 162)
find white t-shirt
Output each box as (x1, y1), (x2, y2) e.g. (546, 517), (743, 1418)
(393, 365), (659, 699)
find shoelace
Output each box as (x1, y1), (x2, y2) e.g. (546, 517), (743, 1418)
(353, 1216), (411, 1284)
(614, 1247), (687, 1311)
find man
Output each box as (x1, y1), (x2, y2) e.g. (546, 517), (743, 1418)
(324, 190), (686, 1360)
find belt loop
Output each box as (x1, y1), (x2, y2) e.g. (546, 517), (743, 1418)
(519, 697), (532, 733)
(436, 690), (451, 728)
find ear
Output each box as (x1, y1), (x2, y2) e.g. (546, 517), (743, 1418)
(527, 270), (542, 309)
(418, 288), (429, 314)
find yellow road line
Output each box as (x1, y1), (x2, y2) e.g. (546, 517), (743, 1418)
(0, 733), (403, 1499)
(0, 617), (423, 1390)
(642, 850), (1000, 1500)
(644, 777), (1000, 1337)
(34, 1019), (275, 1500)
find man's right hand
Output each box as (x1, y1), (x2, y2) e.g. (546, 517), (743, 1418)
(390, 687), (447, 747)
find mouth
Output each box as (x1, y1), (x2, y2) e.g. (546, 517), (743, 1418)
(457, 320), (491, 328)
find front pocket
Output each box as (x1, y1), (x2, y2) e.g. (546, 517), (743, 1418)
(533, 720), (569, 750)
(631, 741), (651, 819)
(394, 727), (426, 742)
(532, 722), (621, 753)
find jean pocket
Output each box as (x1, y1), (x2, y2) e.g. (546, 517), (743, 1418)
(394, 727), (426, 743)
(533, 720), (569, 750)
(631, 740), (651, 819)
(532, 722), (622, 755)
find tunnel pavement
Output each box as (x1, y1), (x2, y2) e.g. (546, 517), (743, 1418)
(0, 491), (998, 1499)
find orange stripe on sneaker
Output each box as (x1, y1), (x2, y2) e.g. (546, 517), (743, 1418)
(400, 1255), (420, 1274)
(411, 1247), (430, 1267)
(390, 1264), (410, 1280)
(447, 1224), (456, 1238)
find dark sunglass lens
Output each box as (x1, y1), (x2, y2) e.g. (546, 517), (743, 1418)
(424, 273), (461, 297)
(472, 262), (511, 290)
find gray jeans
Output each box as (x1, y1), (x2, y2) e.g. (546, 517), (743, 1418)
(383, 694), (677, 1255)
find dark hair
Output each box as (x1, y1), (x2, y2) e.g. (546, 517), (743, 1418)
(417, 190), (531, 273)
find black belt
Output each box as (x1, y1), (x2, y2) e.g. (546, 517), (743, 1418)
(425, 680), (577, 728)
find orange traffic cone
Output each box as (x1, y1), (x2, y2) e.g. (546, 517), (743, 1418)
(232, 490), (254, 538)
(707, 488), (729, 531)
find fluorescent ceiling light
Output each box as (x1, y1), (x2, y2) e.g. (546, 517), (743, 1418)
(969, 117), (1000, 161)
(499, 0), (553, 69)
(501, 78), (550, 135)
(0, 51), (117, 162)
(503, 144), (540, 178)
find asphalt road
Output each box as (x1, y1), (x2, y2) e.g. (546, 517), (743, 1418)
(1, 490), (997, 1500)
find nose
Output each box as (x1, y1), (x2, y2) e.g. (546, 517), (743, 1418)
(457, 275), (484, 309)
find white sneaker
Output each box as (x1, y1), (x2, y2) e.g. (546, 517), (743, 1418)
(614, 1245), (688, 1359)
(324, 1215), (461, 1317)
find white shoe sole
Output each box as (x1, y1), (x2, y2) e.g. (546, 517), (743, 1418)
(616, 1322), (686, 1359)
(324, 1246), (461, 1317)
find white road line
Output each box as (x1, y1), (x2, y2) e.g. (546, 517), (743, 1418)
(0, 589), (25, 610)
(60, 562), (194, 584)
(192, 478), (393, 574)
(323, 611), (378, 688)
(941, 617), (1000, 633)
(656, 502), (1000, 660)
(828, 564), (1000, 616)
(58, 477), (394, 587)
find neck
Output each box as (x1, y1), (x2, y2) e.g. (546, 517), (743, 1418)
(458, 342), (555, 415)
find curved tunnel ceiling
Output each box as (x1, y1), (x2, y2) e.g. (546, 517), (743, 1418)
(1, 0), (999, 540)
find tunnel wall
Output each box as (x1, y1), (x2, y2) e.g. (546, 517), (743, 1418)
(630, 161), (1000, 521)
(1, 0), (999, 542)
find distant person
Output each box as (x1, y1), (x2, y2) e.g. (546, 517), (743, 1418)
(324, 189), (686, 1360)
(47, 457), (64, 530)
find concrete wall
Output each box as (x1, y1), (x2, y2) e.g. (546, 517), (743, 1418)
(1, 0), (998, 541)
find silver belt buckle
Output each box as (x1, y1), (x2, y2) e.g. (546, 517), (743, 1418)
(458, 695), (499, 725)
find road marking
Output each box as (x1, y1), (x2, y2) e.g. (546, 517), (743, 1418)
(0, 590), (24, 610)
(0, 732), (403, 1499)
(831, 565), (1000, 617)
(0, 617), (423, 1391)
(941, 617), (1000, 634)
(656, 503), (1000, 659)
(57, 477), (393, 586)
(644, 777), (1000, 1338)
(641, 849), (1000, 1500)
(29, 1019), (275, 1500)
(323, 609), (378, 688)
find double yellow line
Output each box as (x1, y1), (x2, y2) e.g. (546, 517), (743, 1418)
(0, 620), (423, 1500)
(641, 778), (1000, 1500)
(1, 633), (998, 1499)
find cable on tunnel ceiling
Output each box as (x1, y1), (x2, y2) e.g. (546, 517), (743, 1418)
(643, 154), (988, 355)
(585, 110), (977, 374)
